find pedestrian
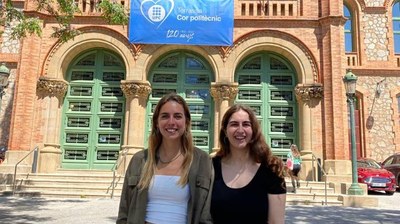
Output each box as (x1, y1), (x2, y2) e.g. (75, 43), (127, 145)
(211, 104), (286, 224)
(117, 93), (214, 224)
(287, 144), (302, 193)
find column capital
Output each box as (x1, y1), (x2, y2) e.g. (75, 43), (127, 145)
(295, 83), (324, 102)
(121, 80), (152, 99)
(36, 77), (68, 98)
(210, 82), (239, 100)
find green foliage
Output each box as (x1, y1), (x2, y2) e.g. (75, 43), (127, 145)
(97, 0), (129, 26)
(1, 0), (128, 43)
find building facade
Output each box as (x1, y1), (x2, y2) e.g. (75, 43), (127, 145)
(0, 0), (399, 184)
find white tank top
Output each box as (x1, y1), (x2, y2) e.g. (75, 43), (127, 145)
(145, 175), (190, 224)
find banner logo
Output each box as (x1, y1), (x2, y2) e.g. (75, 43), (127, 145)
(140, 0), (174, 27)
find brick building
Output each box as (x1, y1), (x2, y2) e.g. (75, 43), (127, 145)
(0, 0), (399, 189)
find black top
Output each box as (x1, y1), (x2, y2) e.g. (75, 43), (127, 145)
(211, 156), (286, 224)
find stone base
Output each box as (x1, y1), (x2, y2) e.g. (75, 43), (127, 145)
(339, 195), (378, 208)
(0, 150), (34, 174)
(39, 145), (62, 173)
(116, 145), (144, 174)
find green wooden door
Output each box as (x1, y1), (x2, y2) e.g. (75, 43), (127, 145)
(61, 49), (125, 169)
(235, 53), (298, 157)
(146, 52), (214, 153)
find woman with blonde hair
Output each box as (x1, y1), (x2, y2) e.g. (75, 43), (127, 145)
(117, 93), (214, 224)
(287, 144), (302, 193)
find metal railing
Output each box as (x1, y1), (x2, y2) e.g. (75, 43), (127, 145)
(309, 152), (328, 205)
(13, 146), (39, 195)
(110, 148), (128, 198)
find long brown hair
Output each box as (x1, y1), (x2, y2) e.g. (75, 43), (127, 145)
(138, 93), (194, 189)
(216, 104), (285, 179)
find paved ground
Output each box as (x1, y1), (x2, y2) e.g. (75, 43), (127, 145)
(0, 191), (399, 224)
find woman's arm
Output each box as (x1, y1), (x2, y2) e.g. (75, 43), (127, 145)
(268, 193), (286, 224)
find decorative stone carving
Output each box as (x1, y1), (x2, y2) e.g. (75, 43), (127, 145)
(295, 84), (324, 101)
(36, 77), (68, 98)
(120, 80), (152, 99)
(210, 83), (239, 100)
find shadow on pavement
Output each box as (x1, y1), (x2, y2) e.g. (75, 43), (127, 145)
(0, 196), (87, 224)
(286, 205), (400, 224)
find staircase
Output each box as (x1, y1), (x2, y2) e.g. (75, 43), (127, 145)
(1, 170), (124, 198)
(285, 179), (343, 206)
(1, 170), (343, 205)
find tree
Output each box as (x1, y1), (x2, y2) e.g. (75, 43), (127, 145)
(0, 0), (129, 43)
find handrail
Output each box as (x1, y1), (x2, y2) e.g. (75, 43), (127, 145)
(110, 148), (128, 198)
(309, 152), (328, 205)
(13, 146), (39, 195)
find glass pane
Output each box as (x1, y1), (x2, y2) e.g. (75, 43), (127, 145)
(345, 32), (353, 52)
(66, 133), (88, 143)
(344, 19), (352, 30)
(238, 75), (261, 84)
(395, 33), (400, 54)
(192, 121), (209, 130)
(186, 74), (209, 84)
(67, 117), (90, 127)
(271, 106), (293, 116)
(98, 134), (121, 144)
(153, 73), (177, 83)
(97, 150), (118, 160)
(393, 2), (400, 17)
(158, 56), (178, 68)
(76, 54), (95, 66)
(270, 76), (293, 85)
(271, 91), (293, 101)
(152, 89), (176, 98)
(186, 57), (205, 69)
(189, 105), (209, 115)
(103, 72), (124, 81)
(238, 90), (261, 100)
(343, 5), (351, 17)
(193, 136), (208, 146)
(101, 102), (123, 112)
(104, 54), (122, 66)
(242, 57), (261, 69)
(271, 138), (293, 149)
(100, 118), (122, 128)
(64, 149), (87, 160)
(186, 89), (210, 100)
(70, 87), (92, 96)
(248, 105), (261, 116)
(270, 58), (289, 70)
(271, 122), (294, 133)
(71, 71), (94, 81)
(102, 87), (123, 97)
(69, 102), (91, 111)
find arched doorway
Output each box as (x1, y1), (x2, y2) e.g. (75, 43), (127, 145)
(61, 49), (126, 169)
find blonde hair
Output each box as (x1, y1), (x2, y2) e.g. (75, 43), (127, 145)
(138, 93), (194, 190)
(290, 144), (301, 158)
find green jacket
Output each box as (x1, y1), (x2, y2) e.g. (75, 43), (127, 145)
(116, 147), (214, 224)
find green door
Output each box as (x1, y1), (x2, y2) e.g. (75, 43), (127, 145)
(235, 53), (298, 157)
(146, 52), (214, 153)
(61, 49), (125, 169)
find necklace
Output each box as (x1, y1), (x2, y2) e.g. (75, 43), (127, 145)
(157, 151), (182, 164)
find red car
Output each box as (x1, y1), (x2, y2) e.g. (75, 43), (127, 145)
(357, 158), (396, 195)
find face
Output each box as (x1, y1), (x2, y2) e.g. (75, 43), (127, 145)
(225, 109), (253, 151)
(156, 101), (186, 141)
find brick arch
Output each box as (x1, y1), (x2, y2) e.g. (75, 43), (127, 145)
(42, 27), (136, 80)
(224, 30), (319, 84)
(385, 0), (399, 8)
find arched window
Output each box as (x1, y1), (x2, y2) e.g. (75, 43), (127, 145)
(393, 1), (400, 54)
(344, 4), (354, 52)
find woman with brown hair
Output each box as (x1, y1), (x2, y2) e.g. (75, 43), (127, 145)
(117, 93), (214, 224)
(211, 104), (286, 224)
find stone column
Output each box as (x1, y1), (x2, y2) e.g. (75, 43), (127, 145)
(36, 77), (68, 173)
(120, 80), (151, 172)
(294, 83), (323, 180)
(210, 82), (238, 153)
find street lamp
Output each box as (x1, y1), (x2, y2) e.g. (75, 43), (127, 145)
(343, 69), (364, 195)
(0, 63), (10, 111)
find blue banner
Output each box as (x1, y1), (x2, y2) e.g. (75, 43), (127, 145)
(129, 0), (234, 46)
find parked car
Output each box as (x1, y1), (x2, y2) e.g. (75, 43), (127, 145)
(381, 153), (400, 191)
(357, 158), (396, 195)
